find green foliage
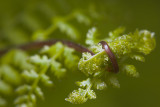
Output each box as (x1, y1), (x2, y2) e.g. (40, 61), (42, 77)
(0, 25), (156, 106)
(66, 27), (155, 104)
(0, 65), (21, 85)
(0, 42), (79, 106)
(0, 2), (156, 106)
(86, 27), (99, 46)
(32, 10), (91, 41)
(65, 78), (96, 104)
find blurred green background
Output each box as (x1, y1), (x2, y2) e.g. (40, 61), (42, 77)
(0, 0), (160, 107)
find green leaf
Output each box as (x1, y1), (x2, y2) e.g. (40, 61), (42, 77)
(108, 29), (156, 57)
(65, 88), (88, 104)
(50, 60), (66, 78)
(123, 65), (139, 78)
(78, 46), (108, 76)
(130, 54), (145, 62)
(87, 89), (96, 99)
(107, 74), (120, 88)
(0, 65), (21, 85)
(14, 95), (29, 104)
(54, 19), (80, 40)
(30, 94), (36, 104)
(34, 87), (44, 100)
(32, 30), (46, 41)
(66, 78), (96, 104)
(41, 42), (64, 59)
(15, 85), (31, 95)
(108, 27), (125, 39)
(63, 47), (79, 70)
(136, 30), (156, 55)
(29, 55), (50, 66)
(76, 78), (91, 88)
(66, 87), (96, 104)
(0, 49), (33, 70)
(94, 79), (107, 90)
(86, 27), (99, 46)
(22, 70), (39, 82)
(41, 74), (53, 87)
(74, 11), (91, 25)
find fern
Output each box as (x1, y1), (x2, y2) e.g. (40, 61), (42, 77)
(0, 26), (155, 106)
(65, 27), (155, 104)
(0, 1), (156, 107)
(14, 42), (79, 106)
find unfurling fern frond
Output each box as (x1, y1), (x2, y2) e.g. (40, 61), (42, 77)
(65, 27), (155, 104)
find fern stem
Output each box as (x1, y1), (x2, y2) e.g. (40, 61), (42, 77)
(99, 41), (119, 73)
(44, 24), (57, 36)
(0, 39), (94, 56)
(0, 40), (119, 74)
(29, 66), (49, 96)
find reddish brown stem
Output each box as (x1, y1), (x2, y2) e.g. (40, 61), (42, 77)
(99, 41), (119, 73)
(0, 40), (118, 73)
(0, 39), (94, 56)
